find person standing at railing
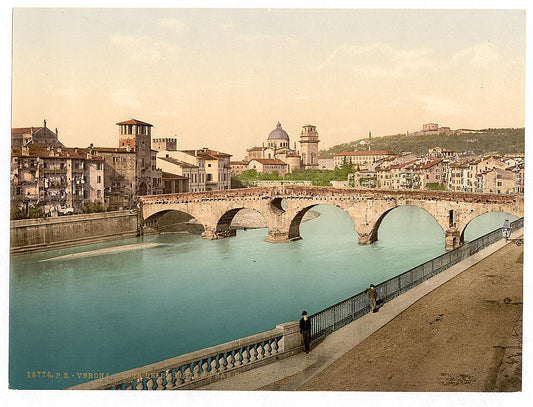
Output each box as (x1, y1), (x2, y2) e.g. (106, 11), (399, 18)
(367, 284), (378, 313)
(300, 311), (311, 354)
(502, 219), (511, 241)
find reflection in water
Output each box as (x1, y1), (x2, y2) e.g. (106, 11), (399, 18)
(9, 206), (510, 389)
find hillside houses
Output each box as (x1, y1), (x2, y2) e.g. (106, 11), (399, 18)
(349, 150), (524, 195)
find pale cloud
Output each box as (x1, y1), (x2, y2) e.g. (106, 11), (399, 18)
(219, 22), (235, 30)
(158, 18), (185, 33)
(415, 95), (463, 117)
(314, 43), (437, 78)
(451, 43), (499, 68)
(110, 88), (144, 110)
(238, 33), (298, 47)
(109, 34), (178, 62)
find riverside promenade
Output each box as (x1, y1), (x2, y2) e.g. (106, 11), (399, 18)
(200, 237), (523, 392)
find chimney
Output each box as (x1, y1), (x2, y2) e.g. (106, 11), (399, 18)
(44, 119), (47, 128)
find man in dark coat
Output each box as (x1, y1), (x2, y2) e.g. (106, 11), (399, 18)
(299, 311), (311, 354)
(502, 219), (511, 241)
(367, 284), (378, 313)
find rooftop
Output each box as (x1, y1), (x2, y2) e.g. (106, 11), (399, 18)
(116, 118), (153, 127)
(250, 158), (288, 165)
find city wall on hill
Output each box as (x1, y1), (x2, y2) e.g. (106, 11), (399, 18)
(10, 210), (139, 254)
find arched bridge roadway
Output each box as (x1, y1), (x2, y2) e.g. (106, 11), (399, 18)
(137, 186), (524, 250)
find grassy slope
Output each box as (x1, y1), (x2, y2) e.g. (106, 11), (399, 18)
(319, 128), (525, 158)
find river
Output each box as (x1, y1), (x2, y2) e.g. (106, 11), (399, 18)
(9, 205), (516, 389)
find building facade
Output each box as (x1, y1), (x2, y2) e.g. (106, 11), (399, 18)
(247, 158), (288, 176)
(11, 145), (104, 215)
(156, 141), (231, 192)
(333, 150), (398, 170)
(92, 118), (162, 210)
(157, 155), (205, 193)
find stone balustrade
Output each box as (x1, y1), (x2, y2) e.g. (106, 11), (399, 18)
(68, 321), (301, 390)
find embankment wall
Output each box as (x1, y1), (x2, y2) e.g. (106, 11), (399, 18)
(10, 210), (139, 254)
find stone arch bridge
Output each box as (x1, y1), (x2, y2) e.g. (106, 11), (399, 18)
(137, 186), (524, 250)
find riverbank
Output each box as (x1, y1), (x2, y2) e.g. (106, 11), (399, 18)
(201, 237), (523, 391)
(10, 210), (139, 255)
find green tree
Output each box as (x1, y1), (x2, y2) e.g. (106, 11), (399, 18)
(83, 201), (105, 213)
(28, 205), (44, 219)
(10, 206), (26, 220)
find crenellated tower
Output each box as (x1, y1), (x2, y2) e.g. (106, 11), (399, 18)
(299, 124), (320, 170)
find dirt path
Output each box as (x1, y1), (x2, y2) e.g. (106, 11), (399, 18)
(262, 241), (523, 392)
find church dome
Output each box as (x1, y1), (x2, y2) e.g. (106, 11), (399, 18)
(267, 122), (290, 141)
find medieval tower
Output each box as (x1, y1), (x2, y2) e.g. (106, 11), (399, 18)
(299, 124), (320, 170)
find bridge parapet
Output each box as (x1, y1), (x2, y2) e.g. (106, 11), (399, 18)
(138, 186), (523, 205)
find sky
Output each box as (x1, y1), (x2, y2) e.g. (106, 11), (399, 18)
(10, 6), (527, 160)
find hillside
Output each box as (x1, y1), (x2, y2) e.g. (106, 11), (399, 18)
(319, 128), (525, 158)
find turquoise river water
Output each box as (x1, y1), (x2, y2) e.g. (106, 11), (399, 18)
(9, 205), (516, 389)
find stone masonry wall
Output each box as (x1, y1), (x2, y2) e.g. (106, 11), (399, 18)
(10, 210), (139, 254)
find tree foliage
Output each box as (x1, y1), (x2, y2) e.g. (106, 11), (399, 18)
(232, 164), (356, 187)
(10, 206), (26, 220)
(28, 205), (45, 219)
(83, 201), (105, 213)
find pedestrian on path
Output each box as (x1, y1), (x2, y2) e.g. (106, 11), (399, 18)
(367, 284), (378, 313)
(300, 311), (311, 354)
(502, 219), (511, 241)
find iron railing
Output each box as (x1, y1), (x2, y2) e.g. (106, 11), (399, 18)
(309, 217), (524, 343)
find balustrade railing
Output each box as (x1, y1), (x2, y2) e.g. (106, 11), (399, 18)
(68, 322), (300, 390)
(309, 217), (523, 343)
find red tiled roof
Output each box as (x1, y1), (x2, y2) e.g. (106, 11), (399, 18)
(162, 172), (189, 180)
(408, 158), (443, 170)
(12, 127), (42, 135)
(181, 149), (232, 158)
(91, 147), (135, 154)
(250, 158), (287, 165)
(11, 146), (103, 161)
(158, 156), (199, 168)
(116, 118), (153, 126)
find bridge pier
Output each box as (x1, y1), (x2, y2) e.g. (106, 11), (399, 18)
(265, 229), (300, 243)
(201, 227), (218, 240)
(445, 228), (462, 250)
(357, 233), (374, 245)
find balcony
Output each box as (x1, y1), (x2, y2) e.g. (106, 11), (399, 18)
(42, 168), (67, 174)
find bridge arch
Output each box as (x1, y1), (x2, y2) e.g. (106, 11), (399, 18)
(368, 205), (446, 245)
(215, 207), (270, 238)
(288, 203), (356, 241)
(460, 211), (519, 243)
(143, 209), (206, 234)
(269, 197), (287, 215)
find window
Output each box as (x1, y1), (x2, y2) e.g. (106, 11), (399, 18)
(97, 176), (102, 183)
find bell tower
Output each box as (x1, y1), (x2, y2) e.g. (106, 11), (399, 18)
(299, 124), (320, 170)
(116, 118), (155, 195)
